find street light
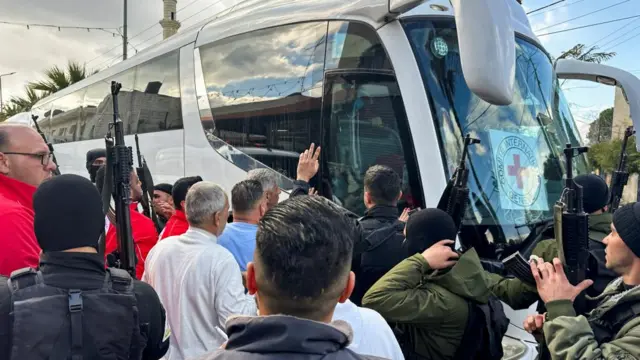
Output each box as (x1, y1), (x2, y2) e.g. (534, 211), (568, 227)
(0, 72), (17, 112)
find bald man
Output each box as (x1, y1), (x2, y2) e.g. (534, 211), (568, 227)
(0, 124), (58, 276)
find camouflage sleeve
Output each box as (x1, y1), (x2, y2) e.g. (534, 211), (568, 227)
(532, 239), (559, 262)
(544, 300), (640, 360)
(486, 273), (539, 310)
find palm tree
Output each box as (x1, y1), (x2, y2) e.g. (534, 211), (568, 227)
(29, 61), (90, 96)
(557, 44), (616, 64)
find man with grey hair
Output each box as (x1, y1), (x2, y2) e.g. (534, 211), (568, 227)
(247, 168), (280, 209)
(142, 181), (256, 360)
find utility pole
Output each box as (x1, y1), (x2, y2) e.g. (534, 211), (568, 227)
(0, 72), (16, 112)
(123, 0), (128, 60)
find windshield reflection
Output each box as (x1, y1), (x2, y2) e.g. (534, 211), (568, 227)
(403, 18), (588, 256)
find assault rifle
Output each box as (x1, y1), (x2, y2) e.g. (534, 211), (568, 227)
(31, 114), (61, 176)
(556, 143), (590, 314)
(608, 126), (635, 213)
(437, 134), (481, 241)
(134, 134), (162, 233)
(101, 81), (136, 278)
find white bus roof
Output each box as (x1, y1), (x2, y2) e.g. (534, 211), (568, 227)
(32, 0), (537, 110)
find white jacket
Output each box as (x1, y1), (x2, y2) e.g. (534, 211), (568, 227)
(143, 227), (256, 360)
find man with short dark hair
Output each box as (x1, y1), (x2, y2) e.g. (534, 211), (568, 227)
(194, 196), (382, 360)
(218, 179), (267, 271)
(351, 165), (408, 306)
(0, 174), (168, 360)
(160, 176), (203, 240)
(0, 124), (58, 276)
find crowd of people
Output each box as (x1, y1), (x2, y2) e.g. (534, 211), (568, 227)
(0, 122), (639, 360)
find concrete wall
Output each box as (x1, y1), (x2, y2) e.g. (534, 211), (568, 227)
(612, 87), (632, 140)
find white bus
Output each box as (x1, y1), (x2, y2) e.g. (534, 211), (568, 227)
(28, 0), (640, 358)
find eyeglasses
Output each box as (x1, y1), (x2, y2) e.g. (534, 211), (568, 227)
(3, 152), (54, 166)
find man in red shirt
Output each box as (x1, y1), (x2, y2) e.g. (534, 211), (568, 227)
(0, 124), (58, 276)
(159, 176), (202, 240)
(96, 165), (159, 279)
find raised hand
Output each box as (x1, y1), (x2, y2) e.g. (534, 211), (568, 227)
(530, 258), (593, 304)
(297, 143), (321, 182)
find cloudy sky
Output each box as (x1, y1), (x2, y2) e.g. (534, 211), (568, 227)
(0, 0), (638, 140)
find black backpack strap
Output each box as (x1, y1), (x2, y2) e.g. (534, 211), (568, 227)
(106, 268), (134, 293)
(453, 301), (484, 360)
(611, 301), (640, 331)
(68, 289), (83, 360)
(7, 267), (43, 294)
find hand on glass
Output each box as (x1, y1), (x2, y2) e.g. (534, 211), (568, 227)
(297, 143), (321, 182)
(530, 258), (593, 304)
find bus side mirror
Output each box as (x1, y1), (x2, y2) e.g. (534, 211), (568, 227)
(450, 0), (516, 105)
(555, 59), (640, 150)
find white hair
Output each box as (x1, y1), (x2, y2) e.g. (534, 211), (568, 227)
(247, 168), (278, 192)
(185, 181), (227, 226)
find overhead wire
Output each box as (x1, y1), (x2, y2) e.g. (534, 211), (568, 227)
(587, 17), (640, 47)
(536, 14), (640, 36)
(535, 0), (631, 32)
(528, 0), (587, 17)
(0, 19), (120, 36)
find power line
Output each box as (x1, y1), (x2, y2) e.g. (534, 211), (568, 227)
(535, 0), (631, 32)
(599, 23), (640, 49)
(527, 0), (565, 14)
(587, 18), (640, 47)
(85, 0), (204, 67)
(536, 14), (640, 36)
(528, 0), (587, 17)
(0, 19), (120, 36)
(603, 29), (640, 51)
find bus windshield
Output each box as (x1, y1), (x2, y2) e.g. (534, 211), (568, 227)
(402, 18), (588, 255)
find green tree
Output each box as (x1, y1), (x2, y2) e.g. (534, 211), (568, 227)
(589, 137), (640, 174)
(586, 108), (614, 144)
(557, 44), (616, 64)
(28, 61), (90, 96)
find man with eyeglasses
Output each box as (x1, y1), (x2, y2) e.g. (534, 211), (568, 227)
(0, 123), (58, 277)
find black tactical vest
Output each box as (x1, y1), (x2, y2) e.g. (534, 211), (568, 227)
(8, 267), (145, 360)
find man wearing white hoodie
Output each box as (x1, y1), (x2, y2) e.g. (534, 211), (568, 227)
(143, 181), (256, 360)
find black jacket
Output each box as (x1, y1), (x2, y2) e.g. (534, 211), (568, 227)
(0, 252), (169, 360)
(192, 315), (386, 360)
(351, 205), (406, 306)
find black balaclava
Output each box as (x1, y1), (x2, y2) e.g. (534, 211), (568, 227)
(574, 174), (609, 214)
(405, 208), (458, 256)
(154, 183), (173, 196)
(86, 148), (107, 183)
(612, 203), (640, 258)
(33, 174), (105, 252)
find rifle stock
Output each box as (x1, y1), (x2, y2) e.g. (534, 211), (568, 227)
(31, 114), (61, 176)
(134, 134), (162, 233)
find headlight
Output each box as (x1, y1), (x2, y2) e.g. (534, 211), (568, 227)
(502, 335), (531, 360)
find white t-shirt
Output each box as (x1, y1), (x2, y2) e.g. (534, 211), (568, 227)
(332, 300), (405, 360)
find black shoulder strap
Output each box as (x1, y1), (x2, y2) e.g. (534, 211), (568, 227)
(67, 289), (84, 360)
(609, 301), (640, 335)
(364, 220), (405, 250)
(106, 267), (134, 293)
(7, 267), (43, 294)
(453, 301), (484, 360)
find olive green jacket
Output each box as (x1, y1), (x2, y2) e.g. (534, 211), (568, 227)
(362, 248), (491, 360)
(544, 277), (640, 359)
(488, 213), (613, 310)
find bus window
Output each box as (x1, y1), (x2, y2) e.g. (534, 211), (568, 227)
(132, 50), (183, 134)
(198, 21), (328, 187)
(321, 21), (422, 216)
(49, 89), (86, 144)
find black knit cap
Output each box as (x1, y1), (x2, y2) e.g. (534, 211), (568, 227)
(405, 208), (458, 256)
(612, 202), (640, 258)
(172, 176), (203, 210)
(33, 174), (105, 252)
(575, 174), (609, 214)
(154, 183), (173, 195)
